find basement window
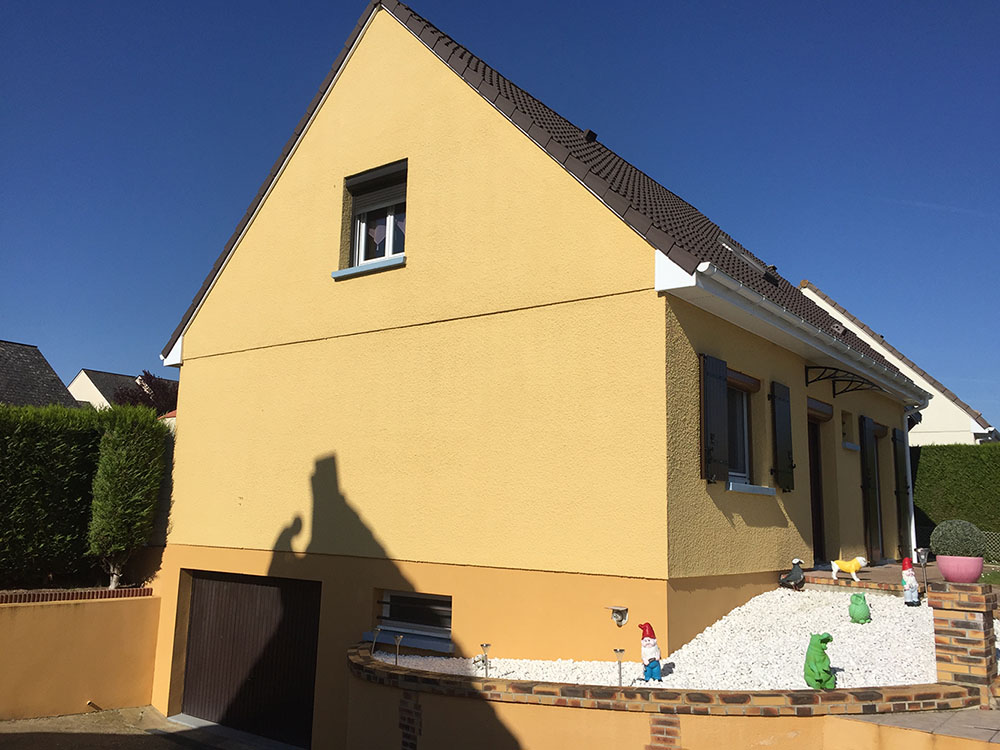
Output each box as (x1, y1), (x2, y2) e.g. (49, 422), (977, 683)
(364, 590), (453, 654)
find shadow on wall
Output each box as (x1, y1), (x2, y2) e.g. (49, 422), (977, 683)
(179, 454), (520, 750)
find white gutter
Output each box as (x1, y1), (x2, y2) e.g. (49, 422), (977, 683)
(657, 258), (931, 408)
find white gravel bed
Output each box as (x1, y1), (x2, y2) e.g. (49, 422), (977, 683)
(374, 589), (985, 691)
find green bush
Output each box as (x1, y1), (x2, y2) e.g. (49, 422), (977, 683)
(930, 519), (986, 557)
(912, 443), (1000, 537)
(0, 404), (166, 589)
(88, 412), (167, 588)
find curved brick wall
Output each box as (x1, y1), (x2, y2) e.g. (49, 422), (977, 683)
(347, 645), (980, 717)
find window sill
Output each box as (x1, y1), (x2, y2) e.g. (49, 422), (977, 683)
(331, 255), (405, 281)
(842, 441), (860, 452)
(362, 628), (453, 654)
(726, 481), (777, 496)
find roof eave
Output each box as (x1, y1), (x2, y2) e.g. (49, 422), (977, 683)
(659, 259), (931, 409)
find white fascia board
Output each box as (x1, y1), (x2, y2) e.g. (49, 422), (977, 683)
(659, 263), (930, 407)
(654, 250), (710, 290)
(161, 335), (183, 368)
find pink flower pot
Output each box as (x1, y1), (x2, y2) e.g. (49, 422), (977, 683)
(936, 555), (984, 583)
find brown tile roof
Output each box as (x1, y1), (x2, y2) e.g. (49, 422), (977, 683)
(799, 280), (993, 430)
(0, 340), (78, 408)
(162, 0), (897, 375)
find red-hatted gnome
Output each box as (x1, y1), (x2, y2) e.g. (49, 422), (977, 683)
(638, 622), (662, 681)
(902, 557), (920, 606)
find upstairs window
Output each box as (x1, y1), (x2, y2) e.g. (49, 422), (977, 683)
(339, 160), (407, 273)
(353, 185), (406, 265)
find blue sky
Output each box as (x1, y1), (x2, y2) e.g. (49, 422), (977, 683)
(1, 1), (997, 421)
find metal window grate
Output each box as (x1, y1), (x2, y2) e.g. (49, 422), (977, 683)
(984, 531), (1000, 564)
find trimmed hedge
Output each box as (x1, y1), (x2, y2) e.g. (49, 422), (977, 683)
(912, 443), (1000, 540)
(88, 414), (166, 588)
(0, 404), (166, 589)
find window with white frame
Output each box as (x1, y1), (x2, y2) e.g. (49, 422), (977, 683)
(727, 387), (750, 483)
(352, 183), (406, 266)
(378, 590), (451, 641)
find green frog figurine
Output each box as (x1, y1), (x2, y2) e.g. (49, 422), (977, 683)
(803, 632), (836, 689)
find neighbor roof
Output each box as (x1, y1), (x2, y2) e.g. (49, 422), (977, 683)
(800, 280), (993, 430)
(162, 0), (895, 374)
(80, 369), (141, 401)
(0, 340), (78, 408)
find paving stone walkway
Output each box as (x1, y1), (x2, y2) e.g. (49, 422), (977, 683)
(849, 707), (1000, 744)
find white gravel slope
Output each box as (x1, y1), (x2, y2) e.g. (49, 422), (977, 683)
(375, 589), (956, 690)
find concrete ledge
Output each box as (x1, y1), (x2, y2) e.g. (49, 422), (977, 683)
(346, 644), (981, 716)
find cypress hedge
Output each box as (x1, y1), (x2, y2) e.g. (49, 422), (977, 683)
(912, 443), (1000, 542)
(88, 412), (166, 589)
(0, 404), (166, 589)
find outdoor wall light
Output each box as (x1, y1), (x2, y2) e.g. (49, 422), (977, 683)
(394, 634), (404, 666)
(481, 643), (491, 679)
(606, 606), (629, 627)
(916, 547), (931, 592)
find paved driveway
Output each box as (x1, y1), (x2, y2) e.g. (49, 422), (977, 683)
(0, 708), (293, 750)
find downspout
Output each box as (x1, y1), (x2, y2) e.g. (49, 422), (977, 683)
(903, 405), (921, 556)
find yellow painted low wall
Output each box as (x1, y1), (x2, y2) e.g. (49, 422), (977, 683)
(666, 570), (777, 651)
(0, 597), (160, 720)
(346, 682), (994, 750)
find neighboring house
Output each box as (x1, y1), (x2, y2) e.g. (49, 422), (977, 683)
(66, 368), (141, 409)
(0, 340), (78, 408)
(800, 281), (997, 445)
(149, 3), (930, 747)
(67, 368), (180, 413)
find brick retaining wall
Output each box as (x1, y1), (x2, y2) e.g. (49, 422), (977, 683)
(0, 587), (152, 605)
(349, 581), (997, 748)
(347, 645), (980, 717)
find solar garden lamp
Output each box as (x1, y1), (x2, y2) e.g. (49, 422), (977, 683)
(613, 648), (625, 687)
(394, 634), (404, 666)
(481, 643), (491, 679)
(916, 547), (930, 593)
(371, 626), (381, 656)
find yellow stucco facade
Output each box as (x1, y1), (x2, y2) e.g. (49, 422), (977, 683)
(151, 6), (922, 748)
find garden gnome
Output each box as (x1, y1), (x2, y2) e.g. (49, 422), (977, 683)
(803, 633), (836, 689)
(849, 593), (871, 624)
(901, 557), (920, 606)
(638, 622), (662, 681)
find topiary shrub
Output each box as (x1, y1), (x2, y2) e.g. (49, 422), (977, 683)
(87, 410), (168, 589)
(930, 519), (986, 558)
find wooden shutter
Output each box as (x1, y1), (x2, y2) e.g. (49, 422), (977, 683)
(892, 427), (912, 557)
(770, 381), (794, 491)
(858, 415), (881, 560)
(701, 354), (729, 483)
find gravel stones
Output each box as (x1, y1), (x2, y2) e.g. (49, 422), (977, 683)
(375, 588), (948, 690)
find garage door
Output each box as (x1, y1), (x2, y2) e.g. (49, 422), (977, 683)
(182, 571), (321, 748)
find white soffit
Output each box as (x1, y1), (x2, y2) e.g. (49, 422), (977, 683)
(655, 256), (929, 407)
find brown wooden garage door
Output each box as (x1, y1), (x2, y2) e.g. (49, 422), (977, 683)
(182, 571), (321, 748)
